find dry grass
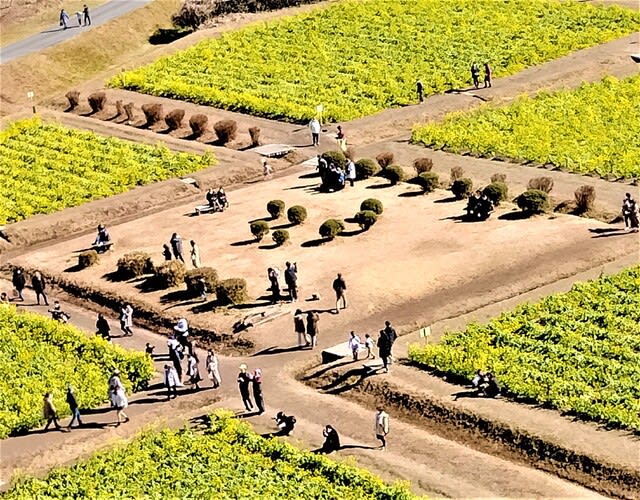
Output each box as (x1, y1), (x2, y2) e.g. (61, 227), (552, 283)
(0, 0), (180, 116)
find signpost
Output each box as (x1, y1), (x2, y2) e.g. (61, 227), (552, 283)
(27, 91), (35, 114)
(315, 104), (324, 126)
(419, 326), (432, 342)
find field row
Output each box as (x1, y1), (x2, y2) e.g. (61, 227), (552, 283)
(109, 0), (640, 122)
(412, 75), (640, 179)
(0, 305), (153, 438)
(409, 266), (640, 431)
(0, 118), (214, 225)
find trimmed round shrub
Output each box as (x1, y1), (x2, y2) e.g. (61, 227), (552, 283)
(154, 260), (186, 289)
(381, 165), (406, 185)
(117, 251), (154, 279)
(354, 210), (377, 230)
(516, 189), (550, 214)
(88, 91), (106, 113)
(483, 182), (509, 205)
(575, 185), (596, 213)
(250, 220), (270, 241)
(451, 178), (473, 199)
(490, 172), (507, 183)
(319, 219), (345, 240)
(185, 267), (219, 297)
(321, 150), (347, 171)
(249, 126), (261, 147)
(355, 158), (380, 179)
(413, 157), (433, 174)
(214, 119), (238, 144)
(165, 109), (185, 131)
(216, 278), (249, 305)
(141, 103), (164, 126)
(267, 200), (286, 219)
(272, 229), (290, 246)
(376, 152), (394, 169)
(450, 166), (464, 182)
(416, 172), (440, 193)
(65, 90), (80, 110)
(189, 114), (208, 137)
(287, 205), (307, 225)
(360, 198), (384, 215)
(528, 176), (554, 193)
(78, 250), (99, 269)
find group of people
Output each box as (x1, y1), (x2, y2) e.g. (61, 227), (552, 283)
(316, 154), (356, 192)
(622, 192), (639, 232)
(237, 363), (265, 414)
(267, 261), (299, 303)
(465, 190), (494, 220)
(11, 268), (48, 305)
(415, 62), (492, 102)
(95, 303), (134, 341)
(163, 233), (201, 268)
(59, 4), (90, 30)
(205, 187), (229, 212)
(293, 308), (320, 348)
(347, 331), (376, 361)
(318, 408), (390, 453)
(471, 370), (501, 398)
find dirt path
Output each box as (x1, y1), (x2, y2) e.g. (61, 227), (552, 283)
(0, 287), (607, 498)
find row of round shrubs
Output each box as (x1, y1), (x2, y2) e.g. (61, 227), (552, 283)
(250, 201), (308, 245)
(65, 90), (260, 146)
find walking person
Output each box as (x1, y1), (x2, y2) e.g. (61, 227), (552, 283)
(119, 304), (133, 337)
(383, 320), (398, 364)
(377, 329), (391, 373)
(374, 407), (390, 450)
(263, 159), (273, 179)
(268, 267), (281, 303)
(43, 392), (61, 431)
(471, 61), (480, 89)
(190, 240), (201, 268)
(237, 364), (254, 412)
(416, 79), (424, 102)
(83, 4), (91, 25)
(622, 192), (639, 232)
(284, 261), (298, 302)
(112, 381), (129, 426)
(332, 273), (347, 313)
(12, 268), (25, 301)
(364, 334), (375, 359)
(294, 309), (309, 347)
(170, 233), (185, 263)
(31, 271), (49, 306)
(345, 159), (356, 187)
(75, 10), (82, 26)
(162, 244), (172, 261)
(66, 385), (83, 428)
(96, 313), (111, 341)
(309, 117), (321, 147)
(59, 9), (70, 29)
(348, 331), (361, 361)
(336, 125), (347, 152)
(252, 368), (265, 414)
(206, 349), (221, 388)
(164, 364), (180, 399)
(306, 311), (319, 348)
(187, 353), (202, 390)
(167, 335), (184, 381)
(483, 63), (492, 88)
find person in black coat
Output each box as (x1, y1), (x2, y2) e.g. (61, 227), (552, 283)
(320, 425), (341, 454)
(170, 233), (185, 263)
(237, 364), (254, 412)
(252, 368), (265, 414)
(31, 271), (48, 306)
(377, 329), (391, 373)
(96, 313), (111, 341)
(12, 268), (26, 301)
(284, 262), (298, 302)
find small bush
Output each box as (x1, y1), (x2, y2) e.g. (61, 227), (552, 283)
(416, 172), (440, 193)
(214, 119), (238, 144)
(490, 172), (507, 184)
(216, 278), (249, 305)
(516, 189), (550, 214)
(360, 198), (384, 215)
(354, 210), (377, 230)
(528, 176), (554, 193)
(189, 114), (208, 137)
(115, 100), (125, 117)
(165, 109), (185, 131)
(154, 260), (186, 289)
(483, 182), (509, 205)
(117, 251), (154, 279)
(250, 220), (270, 241)
(376, 152), (394, 169)
(249, 126), (261, 147)
(287, 205), (307, 225)
(575, 185), (596, 213)
(78, 250), (99, 269)
(184, 267), (218, 296)
(319, 219), (345, 240)
(451, 178), (473, 199)
(355, 158), (379, 179)
(450, 166), (465, 182)
(413, 157), (433, 174)
(124, 102), (135, 122)
(141, 103), (164, 127)
(381, 165), (406, 185)
(65, 90), (80, 110)
(272, 229), (290, 246)
(266, 200), (286, 219)
(87, 92), (106, 113)
(321, 150), (347, 171)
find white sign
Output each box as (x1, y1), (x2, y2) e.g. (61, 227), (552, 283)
(26, 91), (34, 99)
(419, 326), (432, 338)
(315, 104), (323, 113)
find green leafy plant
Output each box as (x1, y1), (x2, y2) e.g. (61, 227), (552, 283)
(216, 278), (249, 305)
(354, 210), (378, 230)
(360, 198), (384, 215)
(78, 250), (99, 269)
(267, 200), (286, 219)
(451, 178), (473, 199)
(516, 189), (550, 214)
(416, 172), (439, 193)
(250, 220), (270, 241)
(354, 158), (379, 179)
(380, 165), (405, 185)
(321, 150), (347, 170)
(117, 251), (154, 279)
(272, 229), (290, 246)
(184, 267), (219, 296)
(319, 219), (345, 240)
(153, 261), (186, 288)
(287, 205), (307, 225)
(482, 181), (508, 205)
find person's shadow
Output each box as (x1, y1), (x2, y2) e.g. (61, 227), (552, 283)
(312, 443), (379, 454)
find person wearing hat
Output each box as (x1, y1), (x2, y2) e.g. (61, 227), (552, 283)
(174, 318), (190, 352)
(252, 368), (265, 414)
(237, 364), (254, 412)
(93, 224), (112, 253)
(66, 385), (83, 428)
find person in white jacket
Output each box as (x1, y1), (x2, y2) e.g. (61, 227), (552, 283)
(164, 364), (181, 400)
(309, 118), (321, 146)
(206, 350), (221, 388)
(374, 407), (389, 450)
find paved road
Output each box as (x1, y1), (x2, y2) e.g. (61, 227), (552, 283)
(0, 0), (153, 64)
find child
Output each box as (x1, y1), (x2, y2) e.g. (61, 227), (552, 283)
(364, 334), (375, 359)
(348, 331), (361, 361)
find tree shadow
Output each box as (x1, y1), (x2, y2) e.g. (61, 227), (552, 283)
(340, 228), (365, 237)
(190, 299), (223, 314)
(284, 183), (319, 190)
(230, 300), (272, 310)
(301, 238), (327, 248)
(258, 243), (280, 250)
(398, 191), (424, 198)
(440, 214), (467, 222)
(236, 410), (262, 419)
(63, 264), (84, 273)
(498, 211), (531, 221)
(343, 217), (357, 224)
(339, 444), (379, 451)
(452, 389), (481, 401)
(160, 289), (192, 304)
(271, 222), (296, 230)
(366, 183), (393, 190)
(299, 172), (320, 179)
(231, 239), (258, 247)
(434, 196), (459, 203)
(101, 270), (127, 282)
(249, 215), (276, 223)
(252, 345), (307, 356)
(301, 360), (355, 381)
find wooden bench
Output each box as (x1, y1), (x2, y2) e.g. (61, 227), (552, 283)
(92, 242), (114, 253)
(194, 204), (216, 216)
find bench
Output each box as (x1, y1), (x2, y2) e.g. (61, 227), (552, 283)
(92, 242), (113, 253)
(195, 204), (217, 216)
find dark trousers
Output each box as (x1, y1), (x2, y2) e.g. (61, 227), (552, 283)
(45, 416), (61, 430)
(167, 386), (177, 399)
(287, 283), (297, 301)
(418, 90), (423, 102)
(312, 133), (319, 146)
(348, 179), (354, 187)
(35, 290), (48, 305)
(84, 13), (91, 25)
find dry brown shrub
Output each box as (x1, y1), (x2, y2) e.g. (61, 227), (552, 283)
(65, 90), (80, 110)
(124, 102), (135, 123)
(490, 172), (507, 183)
(528, 176), (554, 193)
(214, 119), (238, 144)
(376, 152), (394, 169)
(189, 114), (209, 137)
(450, 166), (464, 182)
(165, 109), (186, 131)
(87, 91), (106, 113)
(141, 103), (164, 127)
(413, 157), (433, 174)
(574, 185), (596, 213)
(248, 126), (261, 147)
(115, 100), (125, 117)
